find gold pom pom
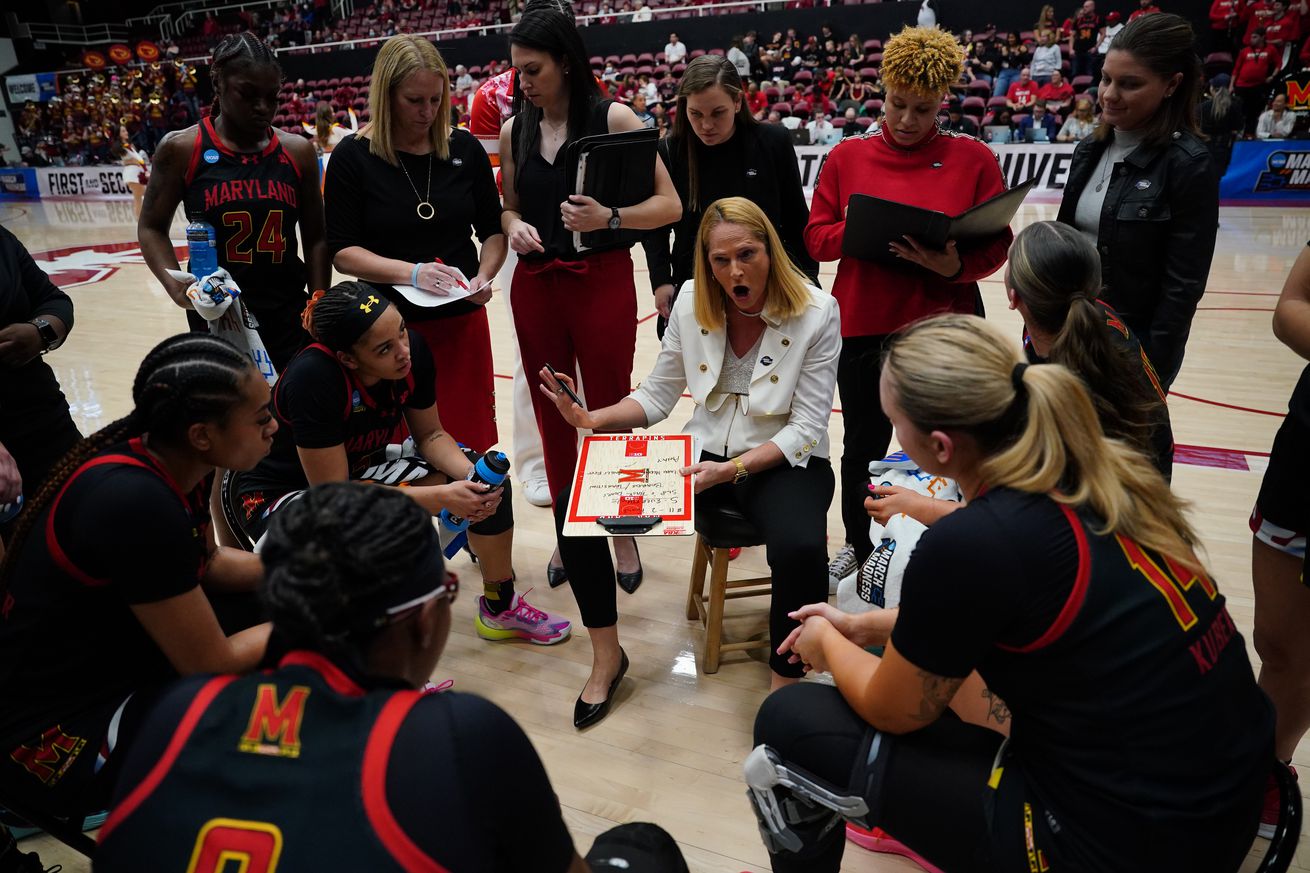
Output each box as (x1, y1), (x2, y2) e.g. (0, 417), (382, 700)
(880, 26), (967, 97)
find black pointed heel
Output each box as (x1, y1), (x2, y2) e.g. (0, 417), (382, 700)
(573, 648), (629, 729)
(547, 559), (568, 588)
(615, 540), (643, 595)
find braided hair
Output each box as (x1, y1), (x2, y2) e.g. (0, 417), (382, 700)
(259, 483), (441, 661)
(210, 32), (281, 116)
(0, 334), (254, 587)
(301, 280), (392, 353)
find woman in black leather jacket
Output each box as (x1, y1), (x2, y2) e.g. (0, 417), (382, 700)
(1057, 13), (1218, 390)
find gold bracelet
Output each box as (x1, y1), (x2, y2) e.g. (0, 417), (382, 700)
(731, 456), (749, 485)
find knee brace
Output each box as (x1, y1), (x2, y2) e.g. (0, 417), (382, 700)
(743, 744), (873, 856)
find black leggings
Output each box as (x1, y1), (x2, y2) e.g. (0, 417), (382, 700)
(554, 454), (833, 677)
(836, 335), (894, 563)
(753, 682), (1053, 873)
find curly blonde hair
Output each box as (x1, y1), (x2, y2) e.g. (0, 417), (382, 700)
(880, 25), (965, 96)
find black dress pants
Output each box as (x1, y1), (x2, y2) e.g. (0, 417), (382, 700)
(554, 452), (833, 676)
(836, 334), (894, 564)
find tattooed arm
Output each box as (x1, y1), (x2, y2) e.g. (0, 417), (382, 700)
(826, 637), (967, 735)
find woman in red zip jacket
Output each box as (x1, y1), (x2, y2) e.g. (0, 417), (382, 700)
(804, 24), (1012, 591)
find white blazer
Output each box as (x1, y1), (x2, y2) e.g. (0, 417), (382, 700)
(629, 281), (841, 466)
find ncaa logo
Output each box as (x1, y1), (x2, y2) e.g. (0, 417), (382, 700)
(203, 149), (221, 164)
(1270, 152), (1289, 170)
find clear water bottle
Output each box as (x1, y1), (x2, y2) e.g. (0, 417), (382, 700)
(185, 214), (219, 279)
(0, 495), (23, 525)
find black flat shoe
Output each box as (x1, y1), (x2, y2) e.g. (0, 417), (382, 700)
(547, 560), (568, 588)
(615, 540), (643, 595)
(573, 648), (629, 730)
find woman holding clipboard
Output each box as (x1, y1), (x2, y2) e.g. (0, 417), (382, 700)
(499, 1), (681, 592)
(541, 199), (840, 727)
(804, 25), (1012, 594)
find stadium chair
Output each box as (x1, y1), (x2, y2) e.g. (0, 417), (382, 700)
(690, 48), (707, 58)
(864, 39), (882, 50)
(987, 95), (1009, 110)
(773, 101), (791, 116)
(832, 116), (846, 128)
(792, 100), (811, 121)
(764, 86), (780, 100)
(1071, 74), (1094, 91)
(1204, 51), (1234, 76)
(862, 98), (877, 114)
(793, 69), (813, 84)
(968, 79), (991, 96)
(856, 116), (873, 128)
(962, 96), (986, 117)
(858, 66), (877, 79)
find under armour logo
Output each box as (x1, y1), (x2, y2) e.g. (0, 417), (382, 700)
(360, 294), (380, 313)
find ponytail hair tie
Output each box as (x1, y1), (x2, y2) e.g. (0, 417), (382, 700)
(1011, 362), (1029, 392)
(302, 289), (327, 337)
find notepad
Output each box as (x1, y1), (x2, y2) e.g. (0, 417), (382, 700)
(841, 177), (1038, 267)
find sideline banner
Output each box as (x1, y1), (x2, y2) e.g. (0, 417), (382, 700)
(4, 73), (57, 104)
(0, 167), (39, 199)
(794, 142), (1077, 196)
(1221, 140), (1310, 203)
(36, 166), (135, 200)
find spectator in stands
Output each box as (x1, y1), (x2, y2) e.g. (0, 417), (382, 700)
(1039, 68), (1075, 112)
(632, 93), (656, 127)
(942, 100), (980, 135)
(96, 482), (690, 873)
(309, 100), (356, 154)
(638, 72), (660, 106)
(1069, 0), (1102, 78)
(324, 35), (505, 452)
(767, 109), (784, 124)
(1017, 101), (1060, 140)
(747, 80), (769, 118)
(1058, 96), (1097, 141)
(1210, 0), (1243, 53)
(1037, 2), (1058, 33)
(809, 113), (841, 144)
(1234, 29), (1280, 133)
(454, 64), (476, 98)
(993, 32), (1030, 97)
(839, 106), (860, 134)
(1130, 0), (1163, 19)
(601, 61), (618, 82)
(917, 0), (937, 28)
(1006, 66), (1038, 109)
(1030, 30), (1063, 85)
(665, 32), (687, 64)
(1095, 8), (1123, 76)
(499, 3), (681, 697)
(631, 0), (651, 20)
(729, 36), (751, 78)
(1264, 0), (1306, 60)
(1058, 13), (1217, 390)
(1201, 74), (1245, 175)
(967, 38), (997, 84)
(806, 25), (1011, 607)
(1258, 92), (1298, 137)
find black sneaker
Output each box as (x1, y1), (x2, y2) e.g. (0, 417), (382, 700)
(0, 825), (61, 873)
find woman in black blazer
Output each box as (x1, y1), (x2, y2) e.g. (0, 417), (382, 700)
(1056, 13), (1218, 390)
(643, 55), (819, 338)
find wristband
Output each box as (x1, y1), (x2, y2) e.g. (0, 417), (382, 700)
(411, 262), (422, 287)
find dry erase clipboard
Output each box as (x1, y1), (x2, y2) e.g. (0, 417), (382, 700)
(562, 434), (696, 537)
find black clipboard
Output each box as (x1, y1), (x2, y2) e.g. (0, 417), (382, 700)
(841, 177), (1038, 266)
(563, 127), (659, 252)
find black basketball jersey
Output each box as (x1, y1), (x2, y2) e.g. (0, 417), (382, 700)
(980, 499), (1271, 870)
(183, 116), (306, 308)
(95, 651), (441, 872)
(0, 439), (209, 751)
(893, 488), (1272, 872)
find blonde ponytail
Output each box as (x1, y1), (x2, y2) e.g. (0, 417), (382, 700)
(885, 315), (1204, 573)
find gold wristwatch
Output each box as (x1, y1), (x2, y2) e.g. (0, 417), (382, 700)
(731, 456), (749, 485)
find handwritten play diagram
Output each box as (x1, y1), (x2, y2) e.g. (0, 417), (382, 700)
(562, 434), (696, 537)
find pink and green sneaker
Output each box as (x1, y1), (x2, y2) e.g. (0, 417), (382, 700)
(475, 589), (572, 645)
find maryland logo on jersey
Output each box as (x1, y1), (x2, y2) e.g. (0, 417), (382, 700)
(238, 685), (310, 758)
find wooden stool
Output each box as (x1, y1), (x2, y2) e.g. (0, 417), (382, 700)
(685, 502), (772, 673)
